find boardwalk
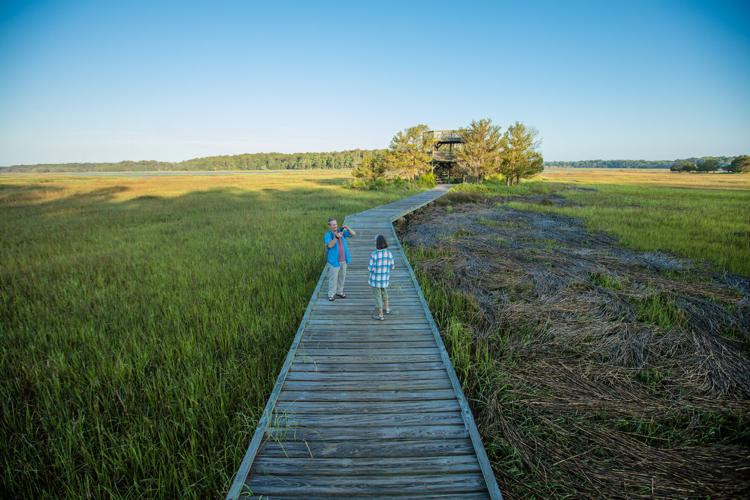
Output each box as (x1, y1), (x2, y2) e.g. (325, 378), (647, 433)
(227, 186), (502, 499)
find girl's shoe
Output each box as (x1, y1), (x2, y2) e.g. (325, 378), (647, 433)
(385, 308), (391, 315)
(372, 312), (384, 321)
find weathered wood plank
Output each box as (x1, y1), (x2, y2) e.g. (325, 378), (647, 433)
(298, 340), (437, 348)
(314, 299), (422, 305)
(293, 354), (442, 365)
(277, 389), (457, 402)
(284, 369), (449, 382)
(300, 337), (433, 345)
(297, 347), (439, 356)
(306, 319), (430, 325)
(299, 340), (429, 348)
(274, 399), (461, 415)
(267, 424), (469, 441)
(250, 455), (481, 476)
(285, 369), (447, 380)
(246, 473), (488, 496)
(311, 311), (427, 318)
(302, 328), (433, 335)
(350, 494), (489, 500)
(304, 321), (432, 329)
(300, 337), (434, 345)
(290, 361), (446, 372)
(307, 314), (428, 320)
(362, 494), (490, 500)
(283, 378), (451, 391)
(312, 306), (426, 313)
(271, 411), (463, 427)
(259, 437), (475, 458)
(321, 287), (413, 291)
(302, 331), (432, 338)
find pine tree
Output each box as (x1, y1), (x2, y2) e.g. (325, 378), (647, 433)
(500, 122), (544, 186)
(386, 124), (435, 181)
(728, 155), (750, 173)
(455, 119), (504, 182)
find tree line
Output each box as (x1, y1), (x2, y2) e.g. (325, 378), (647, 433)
(547, 156), (745, 170)
(353, 119), (543, 186)
(670, 155), (749, 173)
(548, 159), (677, 168)
(6, 139), (743, 176)
(1, 150), (380, 172)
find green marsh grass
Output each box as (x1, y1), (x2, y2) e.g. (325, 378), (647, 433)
(449, 171), (750, 276)
(403, 169), (750, 496)
(496, 181), (749, 276)
(0, 171), (421, 498)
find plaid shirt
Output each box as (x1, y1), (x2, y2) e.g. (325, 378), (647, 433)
(368, 249), (395, 287)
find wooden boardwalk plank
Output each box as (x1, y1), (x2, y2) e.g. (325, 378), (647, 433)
(274, 411), (464, 427)
(274, 400), (462, 415)
(260, 438), (475, 458)
(298, 341), (438, 348)
(246, 473), (488, 496)
(266, 424), (469, 441)
(290, 361), (447, 372)
(297, 347), (441, 355)
(277, 389), (458, 402)
(284, 370), (450, 382)
(282, 378), (453, 391)
(227, 186), (502, 499)
(251, 455), (481, 475)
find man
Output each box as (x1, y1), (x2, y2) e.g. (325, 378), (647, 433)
(324, 217), (356, 301)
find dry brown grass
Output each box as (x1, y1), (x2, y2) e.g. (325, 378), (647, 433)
(401, 195), (750, 499)
(540, 167), (750, 190)
(0, 170), (351, 204)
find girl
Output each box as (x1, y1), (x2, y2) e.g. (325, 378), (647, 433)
(368, 235), (395, 321)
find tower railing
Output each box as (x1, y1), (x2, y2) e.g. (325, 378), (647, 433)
(425, 130), (463, 144)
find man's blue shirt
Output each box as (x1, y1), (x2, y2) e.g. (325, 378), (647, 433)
(324, 228), (352, 267)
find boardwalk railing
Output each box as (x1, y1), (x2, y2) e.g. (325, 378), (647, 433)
(227, 185), (502, 499)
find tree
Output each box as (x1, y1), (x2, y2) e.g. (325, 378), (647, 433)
(514, 151), (544, 185)
(671, 159), (696, 172)
(697, 158), (719, 172)
(728, 155), (750, 173)
(386, 124), (434, 181)
(455, 118), (504, 182)
(352, 152), (388, 181)
(500, 122), (544, 186)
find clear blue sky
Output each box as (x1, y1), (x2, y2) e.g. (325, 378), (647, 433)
(1, 0), (748, 165)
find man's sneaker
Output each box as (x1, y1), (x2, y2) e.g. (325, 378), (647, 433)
(328, 296), (335, 301)
(336, 293), (347, 299)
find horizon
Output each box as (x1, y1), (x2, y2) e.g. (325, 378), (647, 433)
(0, 149), (743, 170)
(1, 0), (749, 165)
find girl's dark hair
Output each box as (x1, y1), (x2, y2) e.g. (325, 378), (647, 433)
(376, 235), (388, 250)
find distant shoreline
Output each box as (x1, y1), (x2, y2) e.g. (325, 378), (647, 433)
(0, 170), (317, 177)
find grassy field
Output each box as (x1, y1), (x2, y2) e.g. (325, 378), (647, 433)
(541, 167), (750, 190)
(402, 168), (750, 497)
(455, 169), (750, 276)
(3, 167), (748, 497)
(0, 170), (422, 498)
